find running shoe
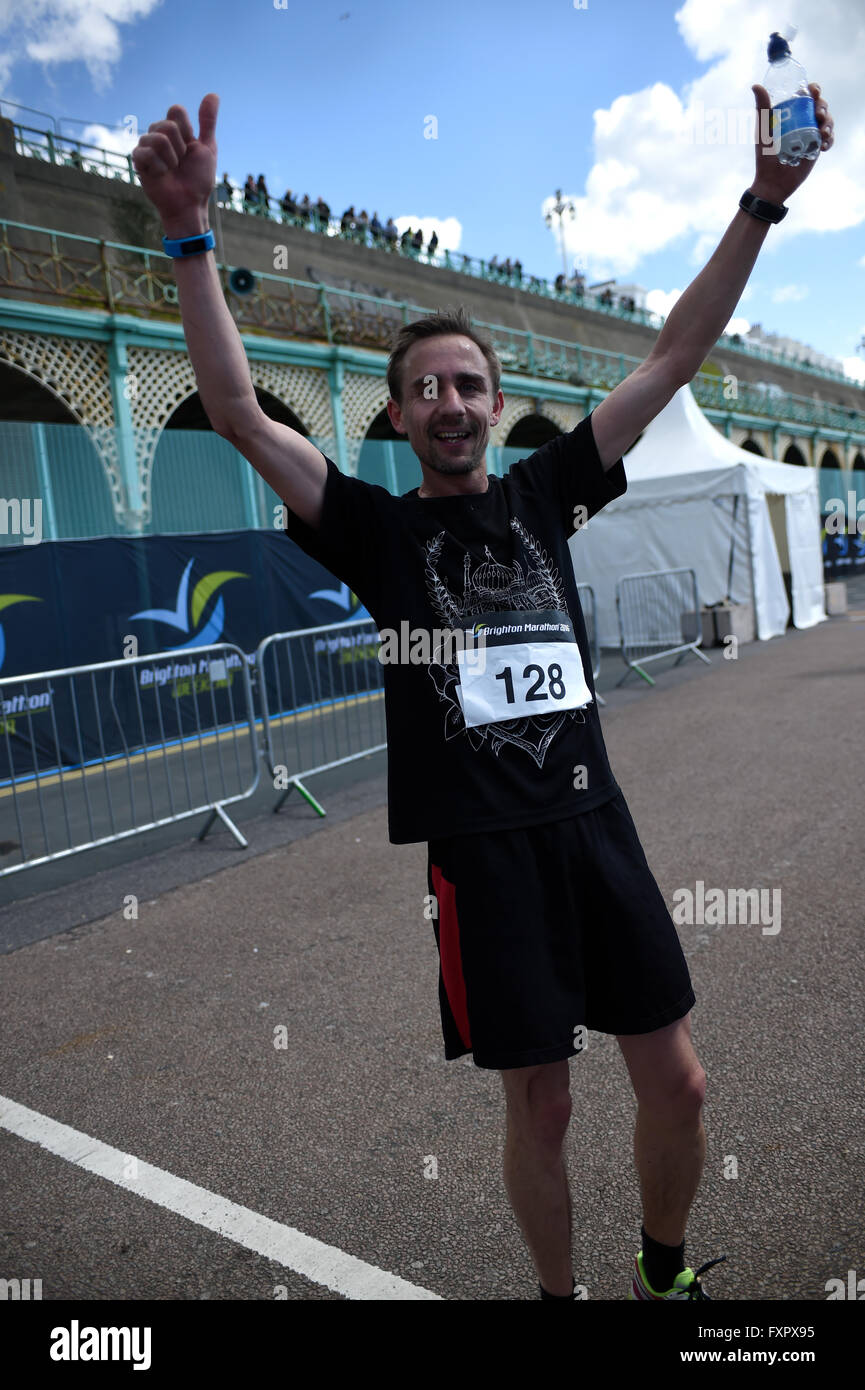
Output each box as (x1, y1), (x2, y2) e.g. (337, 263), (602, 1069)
(628, 1251), (727, 1300)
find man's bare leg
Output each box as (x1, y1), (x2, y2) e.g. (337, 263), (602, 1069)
(500, 1060), (574, 1296)
(616, 1013), (707, 1247)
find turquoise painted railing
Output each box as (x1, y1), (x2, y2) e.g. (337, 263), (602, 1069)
(2, 220), (864, 440)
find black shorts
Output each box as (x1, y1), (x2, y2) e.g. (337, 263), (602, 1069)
(426, 790), (695, 1071)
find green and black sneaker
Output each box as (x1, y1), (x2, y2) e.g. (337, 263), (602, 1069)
(629, 1251), (727, 1300)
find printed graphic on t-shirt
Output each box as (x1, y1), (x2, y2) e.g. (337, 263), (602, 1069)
(423, 515), (587, 766)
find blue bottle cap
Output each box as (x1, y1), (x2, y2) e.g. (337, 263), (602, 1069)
(767, 31), (791, 61)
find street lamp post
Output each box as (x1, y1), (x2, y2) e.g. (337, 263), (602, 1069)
(545, 188), (576, 282)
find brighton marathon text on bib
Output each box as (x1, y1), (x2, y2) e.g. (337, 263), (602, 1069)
(454, 608), (593, 729)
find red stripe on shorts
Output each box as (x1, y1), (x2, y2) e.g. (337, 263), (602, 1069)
(430, 862), (471, 1049)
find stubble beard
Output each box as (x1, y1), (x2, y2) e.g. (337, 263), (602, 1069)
(422, 429), (486, 477)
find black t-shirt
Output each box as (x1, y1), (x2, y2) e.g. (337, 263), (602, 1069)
(281, 410), (627, 844)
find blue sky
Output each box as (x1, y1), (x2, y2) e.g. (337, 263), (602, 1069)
(2, 0), (864, 377)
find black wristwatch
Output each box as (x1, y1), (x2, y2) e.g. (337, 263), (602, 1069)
(739, 189), (788, 224)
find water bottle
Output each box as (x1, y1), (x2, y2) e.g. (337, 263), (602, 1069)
(763, 29), (820, 165)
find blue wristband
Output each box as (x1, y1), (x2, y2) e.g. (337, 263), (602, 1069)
(162, 229), (216, 258)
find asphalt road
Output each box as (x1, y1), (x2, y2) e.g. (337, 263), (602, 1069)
(0, 602), (863, 1303)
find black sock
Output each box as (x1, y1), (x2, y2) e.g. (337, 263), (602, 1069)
(538, 1275), (576, 1300)
(640, 1226), (685, 1293)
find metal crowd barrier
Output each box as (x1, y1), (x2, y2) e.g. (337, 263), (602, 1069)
(256, 617), (386, 817)
(6, 602), (589, 877)
(576, 582), (605, 707)
(0, 644), (259, 878)
(615, 567), (712, 687)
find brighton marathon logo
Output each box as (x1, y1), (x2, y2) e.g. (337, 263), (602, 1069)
(307, 577), (372, 622)
(374, 614), (572, 667)
(129, 557), (248, 649)
(313, 627), (381, 665)
(472, 618), (570, 638)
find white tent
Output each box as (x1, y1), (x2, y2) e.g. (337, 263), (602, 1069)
(570, 384), (826, 647)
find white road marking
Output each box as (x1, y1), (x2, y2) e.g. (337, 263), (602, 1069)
(0, 1095), (441, 1300)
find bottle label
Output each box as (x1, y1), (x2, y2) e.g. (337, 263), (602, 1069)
(772, 95), (817, 136)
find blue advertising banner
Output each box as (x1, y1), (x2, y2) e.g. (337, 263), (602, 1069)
(822, 515), (865, 578)
(0, 530), (379, 778)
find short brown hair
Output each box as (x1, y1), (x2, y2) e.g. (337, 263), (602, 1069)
(386, 306), (502, 405)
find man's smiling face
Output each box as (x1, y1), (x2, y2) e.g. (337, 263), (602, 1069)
(386, 335), (504, 497)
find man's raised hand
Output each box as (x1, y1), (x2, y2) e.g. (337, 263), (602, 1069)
(131, 94), (219, 227)
(750, 81), (834, 205)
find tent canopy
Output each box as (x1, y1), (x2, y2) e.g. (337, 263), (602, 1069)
(622, 383), (817, 494)
(570, 385), (826, 645)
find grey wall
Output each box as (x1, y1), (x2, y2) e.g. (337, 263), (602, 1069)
(2, 116), (863, 414)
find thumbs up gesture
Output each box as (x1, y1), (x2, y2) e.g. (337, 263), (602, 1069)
(132, 94), (220, 231)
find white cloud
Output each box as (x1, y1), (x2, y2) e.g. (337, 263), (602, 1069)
(0, 0), (162, 94)
(645, 286), (683, 320)
(644, 286), (751, 333)
(771, 284), (809, 302)
(558, 0), (865, 280)
(78, 120), (138, 156)
(393, 215), (462, 253)
(842, 355), (865, 383)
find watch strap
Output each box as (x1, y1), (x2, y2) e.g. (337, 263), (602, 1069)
(162, 228), (216, 257)
(739, 190), (788, 224)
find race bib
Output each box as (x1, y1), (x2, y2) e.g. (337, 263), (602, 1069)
(454, 608), (593, 729)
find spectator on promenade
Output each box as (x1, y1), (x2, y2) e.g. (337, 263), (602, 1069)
(370, 211), (383, 244)
(242, 175), (257, 212)
(256, 174), (270, 213)
(215, 172), (233, 206)
(298, 193), (312, 226)
(67, 146), (84, 170)
(280, 188), (297, 219)
(316, 196), (331, 232)
(412, 227), (423, 254)
(489, 254), (499, 276)
(357, 209), (370, 243)
(427, 229), (439, 260)
(554, 272), (566, 293)
(400, 226), (414, 251)
(599, 286), (613, 307)
(573, 271), (585, 297)
(384, 216), (398, 249)
(503, 257), (512, 281)
(513, 258), (522, 283)
(340, 205), (355, 236)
